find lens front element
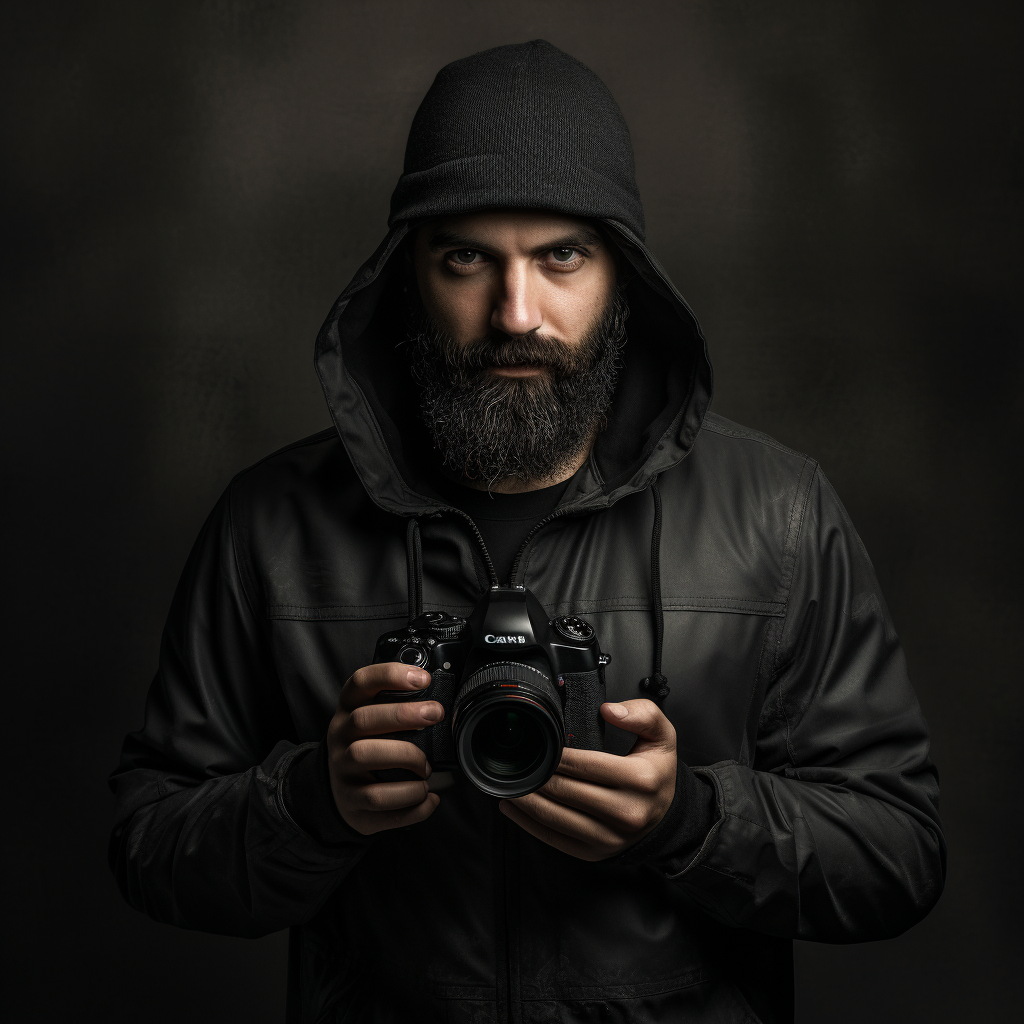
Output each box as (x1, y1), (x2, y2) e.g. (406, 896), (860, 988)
(472, 705), (546, 780)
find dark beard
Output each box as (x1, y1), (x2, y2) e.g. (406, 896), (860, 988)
(403, 290), (629, 489)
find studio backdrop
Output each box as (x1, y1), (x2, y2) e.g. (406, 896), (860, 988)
(3, 2), (1020, 1021)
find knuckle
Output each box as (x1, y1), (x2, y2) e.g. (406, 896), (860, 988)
(354, 703), (382, 729)
(347, 739), (372, 765)
(622, 804), (648, 833)
(350, 666), (373, 688)
(362, 786), (385, 810)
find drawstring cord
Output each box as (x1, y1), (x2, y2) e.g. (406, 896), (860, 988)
(400, 478), (669, 703)
(640, 478), (671, 703)
(406, 518), (423, 622)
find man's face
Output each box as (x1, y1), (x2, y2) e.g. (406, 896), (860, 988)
(405, 209), (628, 490)
(412, 208), (618, 370)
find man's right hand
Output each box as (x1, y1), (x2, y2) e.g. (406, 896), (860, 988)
(326, 663), (444, 835)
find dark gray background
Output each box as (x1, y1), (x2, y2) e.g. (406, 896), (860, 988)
(3, 2), (1020, 1021)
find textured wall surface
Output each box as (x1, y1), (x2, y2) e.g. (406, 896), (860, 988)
(3, 2), (1020, 1021)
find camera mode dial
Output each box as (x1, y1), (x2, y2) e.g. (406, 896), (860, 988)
(552, 615), (595, 643)
(423, 613), (467, 640)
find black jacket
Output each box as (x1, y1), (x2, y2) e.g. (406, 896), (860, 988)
(109, 40), (945, 1024)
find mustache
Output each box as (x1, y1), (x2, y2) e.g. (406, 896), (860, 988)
(443, 330), (590, 375)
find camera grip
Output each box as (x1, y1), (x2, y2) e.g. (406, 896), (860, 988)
(561, 668), (607, 752)
(371, 670), (458, 782)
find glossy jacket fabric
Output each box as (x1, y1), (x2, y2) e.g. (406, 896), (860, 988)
(109, 39), (945, 1024)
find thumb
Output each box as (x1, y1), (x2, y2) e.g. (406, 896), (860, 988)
(601, 699), (676, 750)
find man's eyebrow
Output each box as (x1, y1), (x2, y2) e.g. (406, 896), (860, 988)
(426, 230), (492, 252)
(426, 227), (604, 253)
(540, 228), (603, 250)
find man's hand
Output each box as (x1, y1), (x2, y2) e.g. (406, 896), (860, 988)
(326, 663), (443, 835)
(498, 699), (677, 862)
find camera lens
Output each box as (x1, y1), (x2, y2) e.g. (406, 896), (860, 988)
(452, 661), (563, 797)
(471, 706), (546, 779)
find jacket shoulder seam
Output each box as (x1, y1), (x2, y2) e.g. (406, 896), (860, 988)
(225, 429), (343, 495)
(226, 480), (264, 625)
(701, 415), (810, 460)
(774, 460), (820, 765)
(242, 427), (340, 475)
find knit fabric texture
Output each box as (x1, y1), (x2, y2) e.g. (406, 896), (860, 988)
(388, 39), (645, 240)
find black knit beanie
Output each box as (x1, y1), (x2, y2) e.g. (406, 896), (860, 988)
(388, 40), (646, 241)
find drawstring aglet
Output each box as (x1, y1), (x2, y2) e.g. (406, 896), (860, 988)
(640, 672), (670, 701)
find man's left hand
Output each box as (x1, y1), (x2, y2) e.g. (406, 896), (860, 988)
(498, 699), (677, 862)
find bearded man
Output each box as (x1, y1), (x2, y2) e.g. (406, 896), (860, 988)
(109, 41), (945, 1024)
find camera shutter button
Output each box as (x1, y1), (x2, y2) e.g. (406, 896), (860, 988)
(398, 643), (429, 667)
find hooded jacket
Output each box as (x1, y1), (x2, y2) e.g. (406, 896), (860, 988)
(109, 41), (945, 1024)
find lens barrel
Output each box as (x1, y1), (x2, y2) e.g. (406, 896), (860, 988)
(451, 661), (563, 798)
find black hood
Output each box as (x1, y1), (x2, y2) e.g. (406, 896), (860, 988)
(314, 39), (713, 516)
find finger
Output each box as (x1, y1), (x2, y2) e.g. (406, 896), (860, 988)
(505, 790), (625, 846)
(343, 698), (445, 741)
(599, 699), (676, 752)
(355, 777), (435, 812)
(349, 791), (441, 836)
(338, 663), (432, 712)
(342, 737), (433, 780)
(499, 798), (618, 862)
(554, 747), (663, 791)
(529, 771), (652, 834)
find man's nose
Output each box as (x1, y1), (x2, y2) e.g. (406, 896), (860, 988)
(490, 261), (543, 337)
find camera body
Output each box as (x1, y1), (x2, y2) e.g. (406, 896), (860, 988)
(369, 586), (608, 798)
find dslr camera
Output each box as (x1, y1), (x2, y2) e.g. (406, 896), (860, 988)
(369, 586), (610, 799)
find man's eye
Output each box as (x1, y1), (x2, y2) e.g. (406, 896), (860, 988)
(550, 247), (578, 262)
(451, 250), (481, 265)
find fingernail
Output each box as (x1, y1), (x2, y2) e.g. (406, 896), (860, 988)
(606, 703), (628, 719)
(408, 670), (430, 685)
(420, 703), (441, 721)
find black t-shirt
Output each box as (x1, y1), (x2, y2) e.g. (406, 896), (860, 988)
(434, 473), (575, 586)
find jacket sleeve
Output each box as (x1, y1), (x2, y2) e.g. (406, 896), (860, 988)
(107, 479), (378, 938)
(618, 464), (946, 942)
